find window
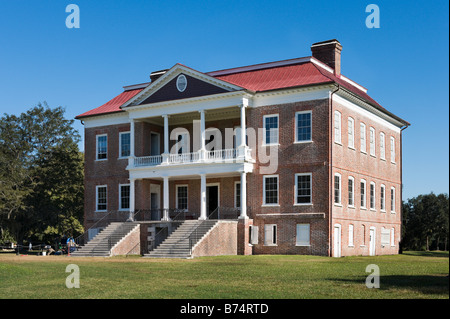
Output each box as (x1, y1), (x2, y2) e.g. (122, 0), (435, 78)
(334, 111), (342, 144)
(380, 132), (386, 160)
(348, 224), (354, 247)
(381, 227), (390, 246)
(391, 187), (396, 213)
(369, 127), (375, 156)
(360, 179), (367, 209)
(119, 132), (131, 158)
(295, 111), (312, 142)
(348, 176), (355, 207)
(96, 185), (107, 211)
(235, 182), (241, 208)
(249, 225), (259, 245)
(263, 114), (279, 145)
(348, 117), (355, 149)
(390, 136), (396, 163)
(370, 182), (376, 210)
(96, 134), (107, 160)
(360, 123), (366, 153)
(361, 225), (366, 246)
(263, 175), (279, 205)
(380, 184), (386, 211)
(334, 173), (341, 205)
(264, 224), (277, 246)
(119, 184), (130, 210)
(176, 185), (188, 210)
(296, 224), (310, 246)
(295, 173), (312, 205)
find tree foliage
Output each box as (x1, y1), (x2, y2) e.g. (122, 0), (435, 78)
(0, 103), (84, 245)
(402, 193), (449, 251)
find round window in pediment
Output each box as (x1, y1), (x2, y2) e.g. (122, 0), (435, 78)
(176, 74), (187, 92)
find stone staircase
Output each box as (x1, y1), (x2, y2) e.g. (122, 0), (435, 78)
(144, 220), (218, 259)
(71, 222), (139, 257)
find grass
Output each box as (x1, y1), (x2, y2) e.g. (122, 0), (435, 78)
(0, 251), (448, 299)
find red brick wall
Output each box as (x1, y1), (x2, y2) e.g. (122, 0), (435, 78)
(192, 221), (238, 257)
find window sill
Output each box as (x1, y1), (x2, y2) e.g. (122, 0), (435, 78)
(334, 203), (342, 207)
(334, 141), (342, 146)
(370, 154), (376, 158)
(348, 146), (355, 151)
(294, 140), (312, 144)
(380, 158), (386, 162)
(370, 208), (376, 212)
(391, 211), (396, 214)
(261, 143), (280, 147)
(348, 245), (355, 248)
(262, 204), (280, 207)
(361, 150), (367, 155)
(95, 159), (108, 162)
(381, 210), (386, 213)
(118, 157), (129, 160)
(264, 244), (278, 247)
(95, 210), (107, 213)
(391, 161), (396, 165)
(296, 244), (311, 247)
(348, 205), (355, 209)
(361, 207), (367, 210)
(294, 203), (313, 206)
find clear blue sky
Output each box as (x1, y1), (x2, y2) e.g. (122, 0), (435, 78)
(0, 0), (448, 200)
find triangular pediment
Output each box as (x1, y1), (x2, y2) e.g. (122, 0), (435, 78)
(123, 64), (244, 107)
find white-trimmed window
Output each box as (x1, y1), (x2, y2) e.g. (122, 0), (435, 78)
(380, 184), (386, 212)
(381, 227), (390, 246)
(119, 132), (131, 158)
(348, 224), (354, 247)
(235, 182), (241, 208)
(295, 173), (312, 205)
(263, 114), (279, 145)
(361, 225), (366, 246)
(96, 134), (108, 160)
(360, 179), (367, 209)
(390, 187), (396, 213)
(380, 132), (386, 160)
(264, 224), (277, 246)
(334, 111), (342, 144)
(391, 228), (395, 246)
(348, 176), (355, 207)
(348, 117), (355, 149)
(390, 136), (396, 163)
(295, 111), (312, 143)
(360, 123), (366, 153)
(96, 185), (107, 212)
(119, 184), (130, 210)
(176, 185), (188, 210)
(370, 182), (376, 210)
(334, 173), (341, 205)
(369, 127), (376, 156)
(263, 175), (279, 205)
(296, 224), (310, 246)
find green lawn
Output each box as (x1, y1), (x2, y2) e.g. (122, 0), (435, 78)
(0, 251), (448, 299)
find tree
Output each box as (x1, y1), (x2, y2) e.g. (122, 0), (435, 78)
(0, 103), (84, 245)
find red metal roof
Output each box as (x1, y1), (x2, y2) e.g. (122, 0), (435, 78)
(75, 88), (143, 119)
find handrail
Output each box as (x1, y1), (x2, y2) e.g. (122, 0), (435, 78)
(187, 207), (220, 255)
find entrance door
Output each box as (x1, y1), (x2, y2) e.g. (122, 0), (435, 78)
(150, 184), (161, 220)
(150, 133), (160, 156)
(206, 185), (219, 217)
(333, 225), (341, 257)
(369, 227), (376, 256)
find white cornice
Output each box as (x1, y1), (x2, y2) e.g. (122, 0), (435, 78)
(83, 112), (130, 128)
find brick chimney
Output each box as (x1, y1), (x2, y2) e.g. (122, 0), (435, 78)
(150, 69), (168, 82)
(311, 39), (342, 76)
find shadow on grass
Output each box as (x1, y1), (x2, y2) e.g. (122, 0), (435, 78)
(333, 275), (449, 296)
(401, 251), (449, 258)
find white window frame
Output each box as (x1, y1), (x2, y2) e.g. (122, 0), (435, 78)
(96, 134), (108, 161)
(390, 136), (396, 164)
(296, 224), (310, 246)
(119, 183), (131, 211)
(263, 175), (279, 206)
(348, 117), (355, 149)
(334, 111), (342, 144)
(175, 184), (188, 210)
(348, 224), (354, 247)
(370, 182), (376, 211)
(334, 173), (342, 206)
(380, 184), (386, 212)
(119, 131), (131, 159)
(264, 224), (277, 246)
(380, 132), (386, 160)
(294, 173), (312, 205)
(390, 187), (396, 213)
(95, 185), (107, 212)
(348, 176), (355, 208)
(263, 114), (279, 146)
(391, 228), (395, 247)
(369, 127), (376, 157)
(234, 181), (241, 209)
(360, 122), (367, 153)
(360, 179), (367, 209)
(294, 111), (312, 143)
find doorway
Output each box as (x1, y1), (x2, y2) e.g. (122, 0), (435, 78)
(369, 227), (376, 256)
(150, 184), (161, 220)
(333, 224), (341, 257)
(150, 132), (160, 156)
(206, 184), (219, 217)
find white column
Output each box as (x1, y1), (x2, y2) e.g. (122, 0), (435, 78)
(128, 178), (136, 221)
(238, 102), (247, 159)
(199, 110), (206, 160)
(239, 172), (248, 219)
(162, 176), (170, 221)
(162, 115), (169, 164)
(128, 119), (135, 168)
(199, 174), (207, 220)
